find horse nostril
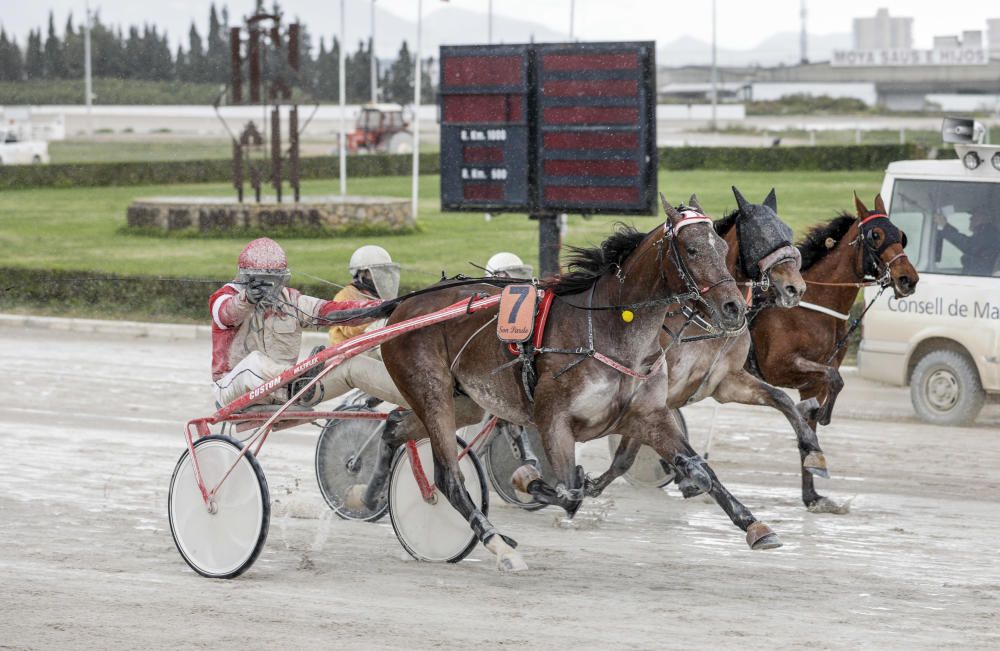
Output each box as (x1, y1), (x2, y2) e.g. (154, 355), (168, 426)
(722, 300), (741, 319)
(899, 276), (912, 289)
(785, 284), (799, 296)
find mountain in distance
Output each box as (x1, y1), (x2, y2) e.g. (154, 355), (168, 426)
(657, 31), (853, 67)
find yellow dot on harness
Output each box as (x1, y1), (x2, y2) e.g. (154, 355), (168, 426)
(621, 310), (634, 323)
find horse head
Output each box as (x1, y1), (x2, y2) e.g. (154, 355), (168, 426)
(853, 193), (919, 298)
(724, 187), (807, 308)
(658, 192), (745, 330)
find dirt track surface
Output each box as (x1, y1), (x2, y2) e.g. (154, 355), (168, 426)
(1, 325), (998, 650)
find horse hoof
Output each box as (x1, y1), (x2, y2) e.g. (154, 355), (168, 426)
(344, 484), (368, 511)
(486, 535), (528, 572)
(802, 452), (829, 478)
(807, 496), (852, 515)
(746, 522), (782, 550)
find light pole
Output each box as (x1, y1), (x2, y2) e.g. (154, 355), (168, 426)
(569, 0), (576, 41)
(84, 1), (93, 135)
(339, 0), (347, 196)
(371, 0), (378, 103)
(710, 0), (718, 131)
(488, 0), (493, 44)
(412, 0), (423, 221)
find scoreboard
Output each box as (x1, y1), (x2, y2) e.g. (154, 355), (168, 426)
(440, 42), (656, 216)
(440, 45), (531, 211)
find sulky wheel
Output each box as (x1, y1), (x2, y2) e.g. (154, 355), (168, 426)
(606, 409), (688, 489)
(483, 423), (555, 511)
(388, 437), (487, 563)
(168, 435), (270, 579)
(315, 409), (389, 522)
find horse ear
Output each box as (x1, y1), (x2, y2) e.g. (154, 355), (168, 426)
(874, 194), (887, 214)
(659, 192), (681, 221)
(763, 187), (777, 212)
(853, 191), (869, 218)
(688, 194), (704, 212)
(731, 186), (749, 212)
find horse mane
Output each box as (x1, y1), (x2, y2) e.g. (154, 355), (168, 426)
(544, 223), (648, 296)
(797, 212), (856, 271)
(714, 209), (738, 237)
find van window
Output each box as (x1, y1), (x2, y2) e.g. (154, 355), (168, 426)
(890, 179), (1000, 277)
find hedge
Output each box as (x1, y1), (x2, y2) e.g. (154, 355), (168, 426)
(0, 266), (421, 322)
(1, 144), (925, 190)
(659, 143), (926, 171)
(0, 152), (440, 191)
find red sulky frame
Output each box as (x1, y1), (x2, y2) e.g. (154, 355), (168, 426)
(183, 293), (503, 508)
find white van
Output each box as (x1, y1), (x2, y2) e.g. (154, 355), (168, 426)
(858, 143), (1000, 426)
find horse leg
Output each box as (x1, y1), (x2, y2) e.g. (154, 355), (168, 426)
(513, 413), (586, 517)
(710, 370), (829, 479)
(791, 356), (843, 426)
(585, 436), (644, 497)
(629, 410), (782, 550)
(796, 386), (849, 513)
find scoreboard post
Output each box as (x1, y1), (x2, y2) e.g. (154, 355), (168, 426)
(439, 41), (657, 276)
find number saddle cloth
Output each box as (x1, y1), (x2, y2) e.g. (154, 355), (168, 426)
(494, 285), (555, 402)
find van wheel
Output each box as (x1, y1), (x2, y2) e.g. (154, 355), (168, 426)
(910, 350), (985, 426)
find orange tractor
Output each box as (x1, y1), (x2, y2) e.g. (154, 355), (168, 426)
(346, 104), (414, 154)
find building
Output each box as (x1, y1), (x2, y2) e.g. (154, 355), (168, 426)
(853, 8), (913, 50)
(989, 19), (1000, 55)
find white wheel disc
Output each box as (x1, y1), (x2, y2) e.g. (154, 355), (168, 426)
(388, 439), (485, 563)
(169, 437), (269, 578)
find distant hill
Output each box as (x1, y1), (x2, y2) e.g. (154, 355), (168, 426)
(657, 31), (852, 67)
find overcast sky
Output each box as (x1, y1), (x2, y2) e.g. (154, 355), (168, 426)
(2, 0), (997, 55)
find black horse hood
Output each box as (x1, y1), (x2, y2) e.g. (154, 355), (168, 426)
(733, 186), (794, 279)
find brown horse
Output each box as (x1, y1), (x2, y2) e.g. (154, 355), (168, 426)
(373, 196), (781, 571)
(749, 193), (918, 509)
(591, 187), (831, 499)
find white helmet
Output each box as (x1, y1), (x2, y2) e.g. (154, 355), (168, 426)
(348, 245), (401, 299)
(486, 252), (533, 279)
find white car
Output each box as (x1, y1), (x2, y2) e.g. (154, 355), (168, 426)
(0, 129), (49, 165)
(859, 143), (1000, 425)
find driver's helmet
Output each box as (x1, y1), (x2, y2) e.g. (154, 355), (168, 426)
(486, 252), (533, 279)
(348, 245), (401, 299)
(237, 237), (291, 301)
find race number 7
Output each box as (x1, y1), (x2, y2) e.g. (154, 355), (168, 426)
(507, 286), (531, 323)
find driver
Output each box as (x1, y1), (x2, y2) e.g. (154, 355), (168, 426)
(935, 209), (1000, 276)
(485, 252), (533, 279)
(329, 245), (400, 345)
(210, 238), (399, 407)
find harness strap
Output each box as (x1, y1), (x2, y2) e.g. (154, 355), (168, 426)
(593, 350), (666, 380)
(797, 301), (851, 321)
(757, 244), (801, 274)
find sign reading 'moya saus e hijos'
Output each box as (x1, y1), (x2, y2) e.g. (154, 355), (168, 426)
(887, 296), (1000, 320)
(832, 48), (989, 67)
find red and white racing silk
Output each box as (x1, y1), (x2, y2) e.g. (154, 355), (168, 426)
(209, 283), (379, 381)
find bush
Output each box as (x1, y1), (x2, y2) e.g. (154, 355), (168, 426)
(746, 94), (870, 116)
(0, 153), (441, 190)
(659, 144), (925, 172)
(0, 266), (421, 322)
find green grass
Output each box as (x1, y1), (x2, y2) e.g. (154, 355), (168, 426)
(49, 139), (235, 164)
(0, 169), (883, 288)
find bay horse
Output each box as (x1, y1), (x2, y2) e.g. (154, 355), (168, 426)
(748, 193), (918, 509)
(374, 195), (781, 571)
(590, 187), (832, 500)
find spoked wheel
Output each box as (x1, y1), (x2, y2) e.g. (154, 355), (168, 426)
(606, 409), (688, 489)
(168, 435), (269, 579)
(315, 409), (389, 522)
(388, 437), (487, 563)
(483, 423), (555, 511)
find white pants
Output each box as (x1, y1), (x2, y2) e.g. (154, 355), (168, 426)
(213, 350), (409, 408)
(213, 351), (289, 407)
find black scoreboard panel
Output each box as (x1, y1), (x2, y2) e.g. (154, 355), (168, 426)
(535, 42), (656, 215)
(439, 45), (531, 211)
(439, 42), (656, 216)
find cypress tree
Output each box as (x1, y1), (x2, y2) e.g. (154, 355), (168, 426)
(25, 29), (44, 80)
(43, 11), (66, 78)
